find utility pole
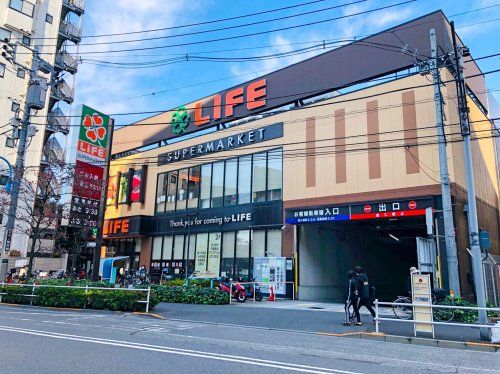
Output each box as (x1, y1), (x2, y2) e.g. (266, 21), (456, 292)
(428, 29), (461, 296)
(450, 21), (488, 340)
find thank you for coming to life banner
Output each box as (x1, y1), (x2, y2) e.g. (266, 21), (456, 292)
(69, 105), (111, 228)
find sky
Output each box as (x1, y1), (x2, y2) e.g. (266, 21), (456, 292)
(70, 0), (500, 128)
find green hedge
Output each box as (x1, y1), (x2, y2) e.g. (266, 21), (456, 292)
(156, 285), (228, 305)
(0, 286), (158, 312)
(437, 297), (500, 323)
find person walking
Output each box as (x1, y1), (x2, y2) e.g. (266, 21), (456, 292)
(343, 270), (361, 325)
(354, 266), (376, 322)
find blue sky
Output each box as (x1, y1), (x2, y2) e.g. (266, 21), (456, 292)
(72, 0), (500, 127)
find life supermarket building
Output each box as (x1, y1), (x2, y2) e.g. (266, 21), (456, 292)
(100, 11), (499, 302)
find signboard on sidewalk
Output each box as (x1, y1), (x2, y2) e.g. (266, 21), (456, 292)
(411, 273), (434, 337)
(69, 105), (111, 229)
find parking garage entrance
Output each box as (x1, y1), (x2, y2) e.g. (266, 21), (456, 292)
(285, 197), (437, 302)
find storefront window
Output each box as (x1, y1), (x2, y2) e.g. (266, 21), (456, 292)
(173, 235), (184, 259)
(195, 233), (208, 274)
(163, 236), (173, 260)
(207, 232), (221, 277)
(267, 149), (282, 201)
(235, 230), (250, 280)
(238, 156), (251, 204)
(266, 229), (282, 257)
(211, 162), (224, 208)
(200, 164), (212, 209)
(224, 158), (237, 206)
(251, 230), (266, 258)
(166, 171), (178, 211)
(221, 232), (235, 278)
(187, 166), (200, 209)
(155, 173), (167, 213)
(252, 152), (267, 203)
(152, 237), (162, 260)
(176, 168), (189, 210)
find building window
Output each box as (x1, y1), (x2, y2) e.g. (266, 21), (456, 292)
(9, 0), (34, 17)
(211, 161), (224, 208)
(187, 166), (200, 209)
(173, 235), (184, 261)
(45, 13), (53, 24)
(5, 135), (14, 148)
(195, 233), (208, 274)
(252, 152), (267, 203)
(165, 171), (177, 211)
(207, 232), (221, 276)
(155, 173), (166, 213)
(0, 28), (11, 42)
(200, 164), (212, 209)
(152, 237), (162, 261)
(221, 231), (235, 278)
(162, 236), (173, 261)
(176, 168), (189, 210)
(266, 229), (282, 257)
(22, 35), (31, 46)
(267, 148), (282, 201)
(17, 68), (25, 78)
(251, 230), (266, 258)
(11, 102), (20, 112)
(235, 230), (250, 279)
(224, 158), (237, 206)
(0, 63), (5, 78)
(238, 155), (251, 204)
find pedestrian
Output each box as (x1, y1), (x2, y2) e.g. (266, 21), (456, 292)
(343, 270), (361, 326)
(354, 266), (376, 322)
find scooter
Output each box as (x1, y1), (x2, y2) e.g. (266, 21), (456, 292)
(239, 277), (263, 301)
(218, 277), (247, 302)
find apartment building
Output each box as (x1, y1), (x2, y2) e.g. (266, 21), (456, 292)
(0, 0), (84, 262)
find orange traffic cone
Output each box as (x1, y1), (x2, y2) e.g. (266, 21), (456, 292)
(268, 285), (275, 301)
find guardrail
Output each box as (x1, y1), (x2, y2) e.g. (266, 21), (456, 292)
(0, 283), (151, 313)
(374, 299), (500, 335)
(228, 281), (295, 304)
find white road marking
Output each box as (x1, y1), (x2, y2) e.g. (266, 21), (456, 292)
(0, 324), (360, 374)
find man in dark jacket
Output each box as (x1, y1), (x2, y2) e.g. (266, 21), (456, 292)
(355, 266), (376, 321)
(343, 270), (361, 325)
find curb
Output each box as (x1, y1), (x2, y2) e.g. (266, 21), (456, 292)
(132, 312), (165, 320)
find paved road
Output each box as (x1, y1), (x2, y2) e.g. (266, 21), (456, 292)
(0, 305), (498, 373)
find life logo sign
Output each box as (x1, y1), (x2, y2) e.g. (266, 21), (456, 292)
(171, 106), (190, 134)
(77, 105), (110, 163)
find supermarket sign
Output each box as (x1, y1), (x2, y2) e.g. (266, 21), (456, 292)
(69, 105), (111, 229)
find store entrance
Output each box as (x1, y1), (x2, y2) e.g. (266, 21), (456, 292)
(298, 217), (427, 302)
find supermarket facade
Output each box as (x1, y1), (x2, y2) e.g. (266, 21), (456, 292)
(100, 11), (499, 302)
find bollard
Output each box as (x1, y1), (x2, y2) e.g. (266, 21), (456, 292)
(146, 287), (151, 313)
(375, 299), (379, 333)
(30, 283), (35, 306)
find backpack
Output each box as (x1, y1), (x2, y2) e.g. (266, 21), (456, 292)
(357, 273), (370, 299)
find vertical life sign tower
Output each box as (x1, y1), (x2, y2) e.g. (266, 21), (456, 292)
(69, 105), (111, 229)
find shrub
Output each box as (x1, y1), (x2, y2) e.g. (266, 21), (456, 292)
(34, 287), (87, 308)
(0, 285), (32, 305)
(155, 285), (228, 305)
(438, 296), (500, 323)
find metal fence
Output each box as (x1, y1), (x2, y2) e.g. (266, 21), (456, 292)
(483, 257), (500, 307)
(0, 283), (151, 313)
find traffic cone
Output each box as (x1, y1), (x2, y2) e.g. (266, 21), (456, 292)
(268, 285), (275, 301)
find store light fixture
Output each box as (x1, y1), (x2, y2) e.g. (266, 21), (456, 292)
(388, 233), (400, 242)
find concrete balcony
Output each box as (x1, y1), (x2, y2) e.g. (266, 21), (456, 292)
(59, 20), (82, 44)
(41, 138), (65, 166)
(54, 50), (78, 74)
(50, 79), (74, 104)
(62, 0), (85, 17)
(47, 108), (70, 135)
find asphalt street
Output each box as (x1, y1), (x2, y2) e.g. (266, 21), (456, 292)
(0, 304), (498, 374)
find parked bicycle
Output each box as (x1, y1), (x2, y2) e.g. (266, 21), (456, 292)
(392, 289), (455, 322)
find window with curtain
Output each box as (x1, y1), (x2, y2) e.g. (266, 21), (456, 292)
(162, 236), (173, 261)
(166, 171), (178, 211)
(267, 149), (282, 201)
(266, 229), (282, 257)
(211, 161), (224, 207)
(238, 156), (251, 204)
(176, 168), (189, 210)
(152, 237), (162, 260)
(224, 158), (237, 206)
(200, 164), (212, 209)
(155, 173), (166, 213)
(235, 230), (250, 280)
(252, 152), (267, 203)
(221, 232), (235, 278)
(187, 166), (200, 209)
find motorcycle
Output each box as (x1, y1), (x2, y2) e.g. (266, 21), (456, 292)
(218, 277), (247, 302)
(239, 277), (263, 302)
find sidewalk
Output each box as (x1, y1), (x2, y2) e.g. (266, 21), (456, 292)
(155, 300), (493, 344)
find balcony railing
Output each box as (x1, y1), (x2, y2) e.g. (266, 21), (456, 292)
(54, 50), (78, 74)
(47, 108), (70, 134)
(51, 79), (74, 104)
(59, 20), (82, 44)
(41, 141), (65, 166)
(62, 0), (85, 16)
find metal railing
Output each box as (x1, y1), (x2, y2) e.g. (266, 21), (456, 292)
(51, 80), (74, 103)
(228, 281), (295, 304)
(47, 108), (70, 133)
(374, 299), (500, 334)
(59, 21), (82, 42)
(55, 50), (78, 73)
(0, 283), (151, 313)
(63, 0), (85, 11)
